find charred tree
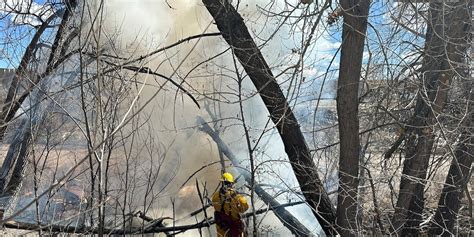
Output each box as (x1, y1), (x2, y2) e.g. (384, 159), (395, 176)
(201, 0), (337, 234)
(391, 0), (471, 235)
(335, 0), (370, 235)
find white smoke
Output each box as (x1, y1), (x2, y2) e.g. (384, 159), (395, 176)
(91, 0), (338, 235)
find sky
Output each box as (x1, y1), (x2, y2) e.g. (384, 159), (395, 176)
(0, 0), (55, 68)
(0, 1), (427, 71)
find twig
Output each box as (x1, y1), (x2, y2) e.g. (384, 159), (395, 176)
(363, 166), (386, 234)
(118, 65), (200, 109)
(179, 161), (220, 190)
(390, 15), (426, 39)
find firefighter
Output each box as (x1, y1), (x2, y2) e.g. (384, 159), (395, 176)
(212, 172), (249, 237)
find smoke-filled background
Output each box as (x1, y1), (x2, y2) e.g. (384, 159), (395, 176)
(0, 0), (341, 236)
(0, 0), (472, 236)
(98, 0), (338, 235)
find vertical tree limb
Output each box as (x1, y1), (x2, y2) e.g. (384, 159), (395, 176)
(429, 68), (473, 235)
(336, 0), (370, 235)
(429, 122), (473, 236)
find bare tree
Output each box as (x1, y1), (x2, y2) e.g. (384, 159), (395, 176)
(335, 0), (370, 235)
(391, 1), (471, 235)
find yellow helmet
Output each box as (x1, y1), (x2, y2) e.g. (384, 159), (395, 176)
(221, 172), (234, 183)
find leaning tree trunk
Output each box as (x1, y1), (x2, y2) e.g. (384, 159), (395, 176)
(429, 115), (473, 236)
(201, 0), (337, 235)
(0, 58), (92, 214)
(391, 1), (471, 235)
(335, 0), (370, 235)
(429, 48), (473, 236)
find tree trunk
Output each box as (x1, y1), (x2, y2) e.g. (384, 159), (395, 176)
(0, 0), (77, 198)
(391, 1), (471, 234)
(201, 0), (337, 234)
(429, 122), (473, 236)
(336, 0), (370, 235)
(429, 53), (473, 236)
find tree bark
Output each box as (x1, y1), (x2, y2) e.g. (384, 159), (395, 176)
(201, 0), (337, 235)
(429, 51), (473, 236)
(391, 1), (471, 234)
(335, 0), (370, 235)
(429, 121), (473, 236)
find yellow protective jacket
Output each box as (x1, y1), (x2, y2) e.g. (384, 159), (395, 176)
(212, 188), (248, 221)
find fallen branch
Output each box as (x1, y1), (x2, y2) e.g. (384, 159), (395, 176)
(2, 218), (213, 235)
(2, 201), (306, 235)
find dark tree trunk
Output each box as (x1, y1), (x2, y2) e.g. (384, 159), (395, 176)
(429, 122), (473, 236)
(0, 18), (54, 141)
(2, 129), (32, 195)
(429, 57), (473, 236)
(201, 0), (337, 235)
(391, 1), (471, 235)
(336, 0), (370, 235)
(0, 121), (31, 192)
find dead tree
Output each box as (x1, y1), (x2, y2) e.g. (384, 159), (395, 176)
(391, 0), (471, 234)
(335, 0), (370, 235)
(197, 117), (311, 236)
(201, 0), (336, 234)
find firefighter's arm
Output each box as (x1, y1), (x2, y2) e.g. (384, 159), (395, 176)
(235, 194), (249, 213)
